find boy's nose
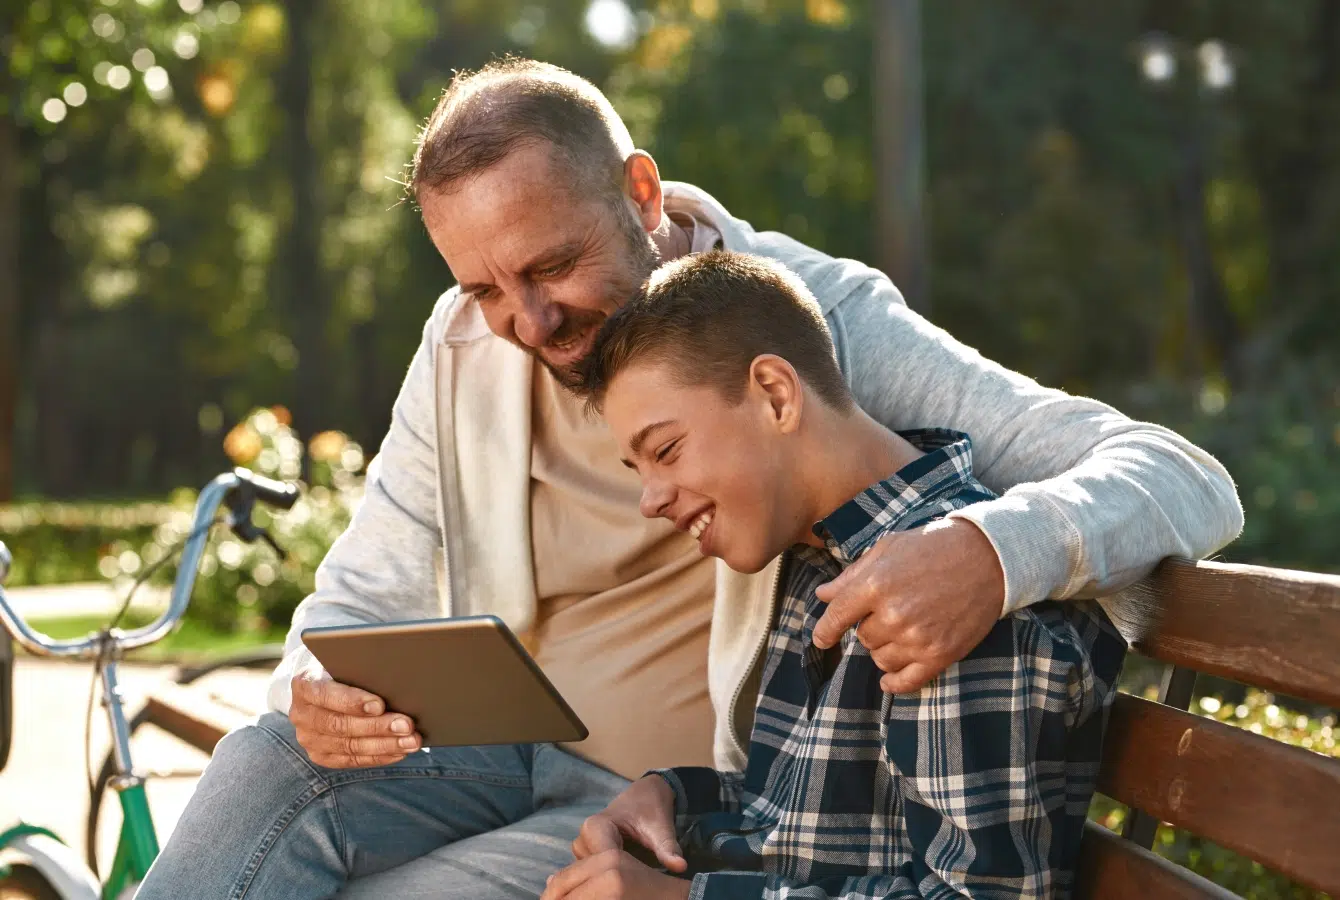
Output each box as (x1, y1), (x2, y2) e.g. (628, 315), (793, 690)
(639, 480), (673, 520)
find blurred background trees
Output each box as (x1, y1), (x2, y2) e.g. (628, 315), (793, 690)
(6, 3), (1340, 894)
(4, 0), (1339, 561)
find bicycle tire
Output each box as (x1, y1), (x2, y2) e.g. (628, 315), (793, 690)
(84, 644), (284, 875)
(0, 864), (61, 900)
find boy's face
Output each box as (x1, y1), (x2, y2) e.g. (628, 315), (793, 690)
(604, 359), (802, 574)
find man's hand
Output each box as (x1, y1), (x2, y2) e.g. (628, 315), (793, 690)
(572, 775), (685, 873)
(541, 850), (690, 900)
(813, 518), (1005, 693)
(288, 671), (422, 768)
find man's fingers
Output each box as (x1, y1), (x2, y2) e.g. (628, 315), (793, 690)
(293, 705), (415, 740)
(308, 732), (421, 759)
(310, 751), (407, 769)
(869, 642), (915, 675)
(812, 563), (874, 649)
(293, 674), (385, 716)
(880, 661), (938, 694)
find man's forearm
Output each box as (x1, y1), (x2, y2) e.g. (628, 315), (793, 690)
(839, 286), (1242, 613)
(948, 426), (1242, 612)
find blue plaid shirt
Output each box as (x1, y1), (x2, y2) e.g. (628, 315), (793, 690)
(656, 430), (1126, 900)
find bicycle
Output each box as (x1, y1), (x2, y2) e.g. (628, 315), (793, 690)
(0, 468), (299, 899)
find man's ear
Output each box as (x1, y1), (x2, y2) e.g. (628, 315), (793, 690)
(624, 151), (664, 234)
(749, 355), (804, 435)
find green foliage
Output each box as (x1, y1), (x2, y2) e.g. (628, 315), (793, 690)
(1119, 360), (1340, 576)
(135, 407), (365, 633)
(0, 504), (163, 586)
(1, 409), (364, 634)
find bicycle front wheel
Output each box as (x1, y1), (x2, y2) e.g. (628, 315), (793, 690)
(0, 864), (60, 900)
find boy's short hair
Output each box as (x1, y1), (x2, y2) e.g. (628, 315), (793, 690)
(579, 250), (854, 414)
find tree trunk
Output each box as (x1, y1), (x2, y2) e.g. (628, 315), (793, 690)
(0, 50), (19, 501)
(1175, 122), (1242, 386)
(872, 0), (929, 317)
(279, 0), (329, 437)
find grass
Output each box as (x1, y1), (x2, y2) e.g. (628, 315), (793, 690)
(20, 613), (287, 664)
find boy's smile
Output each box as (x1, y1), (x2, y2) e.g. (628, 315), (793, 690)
(605, 360), (801, 574)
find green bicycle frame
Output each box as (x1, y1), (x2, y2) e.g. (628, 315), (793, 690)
(99, 659), (161, 899)
(102, 780), (159, 899)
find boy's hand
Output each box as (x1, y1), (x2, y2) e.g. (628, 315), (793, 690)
(572, 775), (686, 872)
(542, 850), (691, 900)
(812, 518), (1003, 693)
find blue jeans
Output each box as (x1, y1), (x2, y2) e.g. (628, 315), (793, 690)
(135, 712), (629, 899)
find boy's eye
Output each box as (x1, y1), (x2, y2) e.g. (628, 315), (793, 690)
(655, 439), (679, 463)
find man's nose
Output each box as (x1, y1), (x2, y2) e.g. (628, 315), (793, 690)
(639, 478), (674, 520)
(512, 289), (561, 349)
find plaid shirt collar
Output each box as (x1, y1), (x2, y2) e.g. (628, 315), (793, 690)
(798, 428), (978, 570)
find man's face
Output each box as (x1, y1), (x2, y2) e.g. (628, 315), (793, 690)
(419, 144), (658, 388)
(603, 360), (800, 574)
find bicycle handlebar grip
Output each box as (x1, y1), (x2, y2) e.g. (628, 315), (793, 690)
(235, 469), (300, 510)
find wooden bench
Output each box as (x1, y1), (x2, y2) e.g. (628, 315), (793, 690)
(1077, 557), (1340, 898)
(144, 560), (1340, 897)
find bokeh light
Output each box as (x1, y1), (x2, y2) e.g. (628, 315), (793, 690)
(218, 1), (241, 24)
(1199, 40), (1235, 91)
(585, 0), (637, 51)
(145, 66), (172, 100)
(178, 0), (203, 12)
(174, 28), (200, 59)
(1140, 40), (1176, 83)
(132, 47), (157, 71)
(107, 65), (132, 90)
(63, 82), (89, 107)
(41, 98), (68, 124)
(92, 13), (119, 38)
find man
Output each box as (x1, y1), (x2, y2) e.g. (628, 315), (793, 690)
(137, 59), (1241, 899)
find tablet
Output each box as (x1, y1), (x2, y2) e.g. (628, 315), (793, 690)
(301, 616), (588, 748)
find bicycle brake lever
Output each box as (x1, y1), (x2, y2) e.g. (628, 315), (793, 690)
(257, 528), (287, 561)
(227, 516), (286, 561)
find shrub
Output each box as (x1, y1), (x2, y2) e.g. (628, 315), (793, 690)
(118, 407), (366, 634)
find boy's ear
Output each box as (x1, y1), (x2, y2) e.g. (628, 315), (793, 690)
(749, 355), (804, 434)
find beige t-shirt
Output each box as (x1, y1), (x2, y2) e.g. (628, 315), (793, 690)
(527, 215), (723, 779)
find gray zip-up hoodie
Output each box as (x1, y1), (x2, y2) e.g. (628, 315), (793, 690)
(268, 182), (1243, 771)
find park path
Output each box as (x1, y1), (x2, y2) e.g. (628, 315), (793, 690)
(1, 657), (269, 872)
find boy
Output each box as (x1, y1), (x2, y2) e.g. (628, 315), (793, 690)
(541, 251), (1126, 900)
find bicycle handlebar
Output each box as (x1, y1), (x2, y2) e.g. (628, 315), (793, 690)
(0, 469), (300, 660)
(234, 468), (300, 511)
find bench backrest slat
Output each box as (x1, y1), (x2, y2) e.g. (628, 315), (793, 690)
(1076, 821), (1238, 900)
(1106, 558), (1340, 708)
(1098, 692), (1340, 894)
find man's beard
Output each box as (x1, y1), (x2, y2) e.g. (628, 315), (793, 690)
(543, 202), (660, 392)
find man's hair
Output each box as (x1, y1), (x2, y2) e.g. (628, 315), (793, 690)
(409, 57), (633, 205)
(580, 250), (854, 415)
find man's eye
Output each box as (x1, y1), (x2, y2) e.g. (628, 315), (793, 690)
(535, 259), (573, 278)
(655, 439), (678, 462)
